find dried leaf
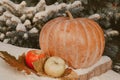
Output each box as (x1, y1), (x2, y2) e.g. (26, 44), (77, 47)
(33, 57), (48, 75)
(61, 68), (79, 80)
(0, 51), (32, 74)
(18, 53), (26, 65)
(62, 68), (72, 76)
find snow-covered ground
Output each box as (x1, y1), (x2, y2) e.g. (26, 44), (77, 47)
(0, 42), (120, 80)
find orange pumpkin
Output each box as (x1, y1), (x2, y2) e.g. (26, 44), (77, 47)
(39, 11), (105, 69)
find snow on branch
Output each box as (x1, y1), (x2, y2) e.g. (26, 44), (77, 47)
(0, 0), (82, 25)
(88, 14), (101, 20)
(104, 29), (119, 38)
(33, 1), (82, 22)
(0, 0), (83, 45)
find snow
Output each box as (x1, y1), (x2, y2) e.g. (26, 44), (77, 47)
(16, 23), (26, 32)
(74, 56), (111, 75)
(90, 70), (120, 80)
(0, 42), (120, 80)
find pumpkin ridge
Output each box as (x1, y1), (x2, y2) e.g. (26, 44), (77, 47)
(40, 17), (67, 54)
(77, 20), (88, 66)
(39, 17), (65, 52)
(72, 20), (78, 68)
(54, 22), (62, 56)
(84, 19), (99, 67)
(47, 20), (65, 55)
(64, 20), (76, 67)
(48, 21), (60, 56)
(44, 21), (57, 55)
(74, 21), (80, 68)
(74, 20), (87, 68)
(40, 21), (55, 54)
(40, 17), (67, 40)
(55, 20), (68, 57)
(88, 20), (104, 55)
(93, 21), (105, 59)
(87, 20), (104, 65)
(78, 19), (90, 68)
(93, 21), (105, 55)
(62, 20), (70, 64)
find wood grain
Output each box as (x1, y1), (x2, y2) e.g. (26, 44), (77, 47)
(60, 57), (112, 80)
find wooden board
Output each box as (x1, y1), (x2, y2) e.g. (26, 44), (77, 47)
(58, 56), (112, 80)
(78, 59), (112, 80)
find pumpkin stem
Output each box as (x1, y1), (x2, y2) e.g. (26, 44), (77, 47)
(66, 10), (74, 20)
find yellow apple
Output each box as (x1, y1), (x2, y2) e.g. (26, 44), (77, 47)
(44, 56), (66, 77)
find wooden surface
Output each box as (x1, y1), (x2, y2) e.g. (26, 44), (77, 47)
(78, 60), (112, 80)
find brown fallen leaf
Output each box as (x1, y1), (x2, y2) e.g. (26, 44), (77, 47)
(18, 53), (27, 65)
(33, 56), (48, 76)
(60, 68), (79, 80)
(62, 68), (72, 77)
(0, 51), (32, 74)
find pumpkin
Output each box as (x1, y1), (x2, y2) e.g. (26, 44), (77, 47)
(39, 11), (105, 69)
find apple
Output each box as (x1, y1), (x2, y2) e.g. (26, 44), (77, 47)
(44, 56), (66, 77)
(25, 49), (46, 69)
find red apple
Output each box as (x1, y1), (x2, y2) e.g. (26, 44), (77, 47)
(25, 49), (46, 69)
